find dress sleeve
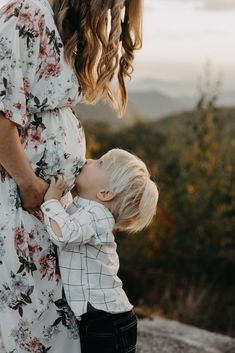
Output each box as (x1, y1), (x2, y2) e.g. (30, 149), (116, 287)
(0, 1), (46, 127)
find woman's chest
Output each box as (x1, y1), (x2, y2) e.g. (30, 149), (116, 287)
(27, 14), (82, 112)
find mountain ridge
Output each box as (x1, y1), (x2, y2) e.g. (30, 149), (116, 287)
(75, 86), (234, 128)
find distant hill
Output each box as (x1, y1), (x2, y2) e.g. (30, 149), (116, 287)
(218, 91), (235, 106)
(128, 78), (235, 107)
(74, 90), (196, 128)
(127, 78), (197, 97)
(74, 85), (235, 132)
(74, 99), (143, 129)
(153, 106), (235, 137)
(129, 91), (194, 119)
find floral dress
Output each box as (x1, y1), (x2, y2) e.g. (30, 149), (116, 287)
(0, 0), (86, 352)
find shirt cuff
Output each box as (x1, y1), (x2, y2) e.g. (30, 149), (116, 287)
(41, 199), (67, 217)
(41, 199), (69, 245)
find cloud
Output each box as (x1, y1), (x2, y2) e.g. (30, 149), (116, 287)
(178, 0), (235, 11)
(199, 0), (235, 11)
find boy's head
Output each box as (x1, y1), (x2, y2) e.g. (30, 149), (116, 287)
(76, 149), (159, 233)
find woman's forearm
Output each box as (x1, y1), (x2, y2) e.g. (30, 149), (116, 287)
(0, 112), (49, 209)
(0, 112), (38, 188)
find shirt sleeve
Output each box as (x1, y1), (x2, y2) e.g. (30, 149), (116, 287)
(41, 199), (96, 247)
(0, 1), (46, 127)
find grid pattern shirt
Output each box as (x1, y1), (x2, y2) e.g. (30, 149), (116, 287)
(41, 196), (133, 317)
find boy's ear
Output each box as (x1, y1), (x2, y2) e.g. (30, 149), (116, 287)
(96, 188), (115, 202)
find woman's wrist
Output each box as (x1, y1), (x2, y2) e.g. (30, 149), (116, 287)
(18, 176), (49, 210)
(17, 174), (40, 190)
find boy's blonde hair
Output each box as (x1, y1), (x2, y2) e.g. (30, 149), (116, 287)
(103, 149), (159, 233)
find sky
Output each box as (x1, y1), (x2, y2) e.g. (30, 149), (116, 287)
(133, 0), (235, 95)
(0, 0), (235, 96)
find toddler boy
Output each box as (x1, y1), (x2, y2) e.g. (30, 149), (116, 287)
(41, 148), (159, 353)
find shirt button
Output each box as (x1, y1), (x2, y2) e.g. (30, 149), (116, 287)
(45, 208), (50, 212)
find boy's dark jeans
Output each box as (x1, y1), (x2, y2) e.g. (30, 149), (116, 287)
(77, 309), (137, 353)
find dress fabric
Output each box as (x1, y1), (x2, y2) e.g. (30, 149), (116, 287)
(0, 0), (86, 352)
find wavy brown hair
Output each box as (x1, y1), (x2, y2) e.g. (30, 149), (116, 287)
(51, 0), (143, 115)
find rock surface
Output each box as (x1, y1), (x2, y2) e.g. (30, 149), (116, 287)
(1, 316), (235, 353)
(137, 316), (235, 353)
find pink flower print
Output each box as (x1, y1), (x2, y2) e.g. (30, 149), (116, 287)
(32, 210), (44, 223)
(4, 108), (28, 126)
(20, 126), (45, 151)
(39, 255), (59, 282)
(18, 7), (35, 32)
(37, 51), (61, 80)
(44, 56), (61, 79)
(37, 30), (62, 79)
(2, 1), (17, 18)
(39, 36), (48, 58)
(15, 224), (28, 256)
(15, 226), (41, 264)
(28, 232), (41, 262)
(5, 109), (13, 121)
(22, 112), (28, 126)
(13, 101), (26, 112)
(36, 14), (46, 36)
(13, 102), (28, 125)
(17, 6), (45, 38)
(31, 126), (43, 141)
(29, 126), (45, 151)
(25, 337), (42, 353)
(23, 77), (31, 96)
(28, 244), (41, 260)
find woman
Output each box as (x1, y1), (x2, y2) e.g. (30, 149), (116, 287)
(0, 0), (143, 352)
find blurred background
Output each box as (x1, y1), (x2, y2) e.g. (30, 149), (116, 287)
(0, 0), (234, 338)
(77, 0), (235, 338)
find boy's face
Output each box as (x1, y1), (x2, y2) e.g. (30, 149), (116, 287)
(75, 154), (110, 200)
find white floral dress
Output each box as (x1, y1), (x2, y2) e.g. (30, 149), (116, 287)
(0, 0), (86, 352)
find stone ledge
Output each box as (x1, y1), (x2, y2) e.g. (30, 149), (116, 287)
(137, 316), (235, 353)
(1, 316), (234, 353)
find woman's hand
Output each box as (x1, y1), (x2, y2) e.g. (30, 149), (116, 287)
(19, 176), (49, 211)
(44, 175), (68, 202)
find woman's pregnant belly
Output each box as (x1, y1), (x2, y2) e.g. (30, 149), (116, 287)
(21, 107), (86, 188)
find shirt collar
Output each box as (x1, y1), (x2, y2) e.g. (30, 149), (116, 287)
(73, 196), (113, 216)
(73, 196), (92, 208)
(73, 196), (115, 227)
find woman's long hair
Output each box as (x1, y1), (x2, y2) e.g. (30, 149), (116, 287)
(52, 0), (143, 115)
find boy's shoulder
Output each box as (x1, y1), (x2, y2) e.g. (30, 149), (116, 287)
(73, 196), (115, 230)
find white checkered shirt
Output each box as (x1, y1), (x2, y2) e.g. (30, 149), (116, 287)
(41, 196), (133, 317)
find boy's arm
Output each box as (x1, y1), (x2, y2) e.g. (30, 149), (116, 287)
(41, 199), (96, 247)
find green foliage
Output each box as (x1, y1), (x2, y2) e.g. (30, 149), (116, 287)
(80, 91), (235, 336)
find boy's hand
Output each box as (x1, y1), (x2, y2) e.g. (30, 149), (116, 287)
(44, 175), (68, 202)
